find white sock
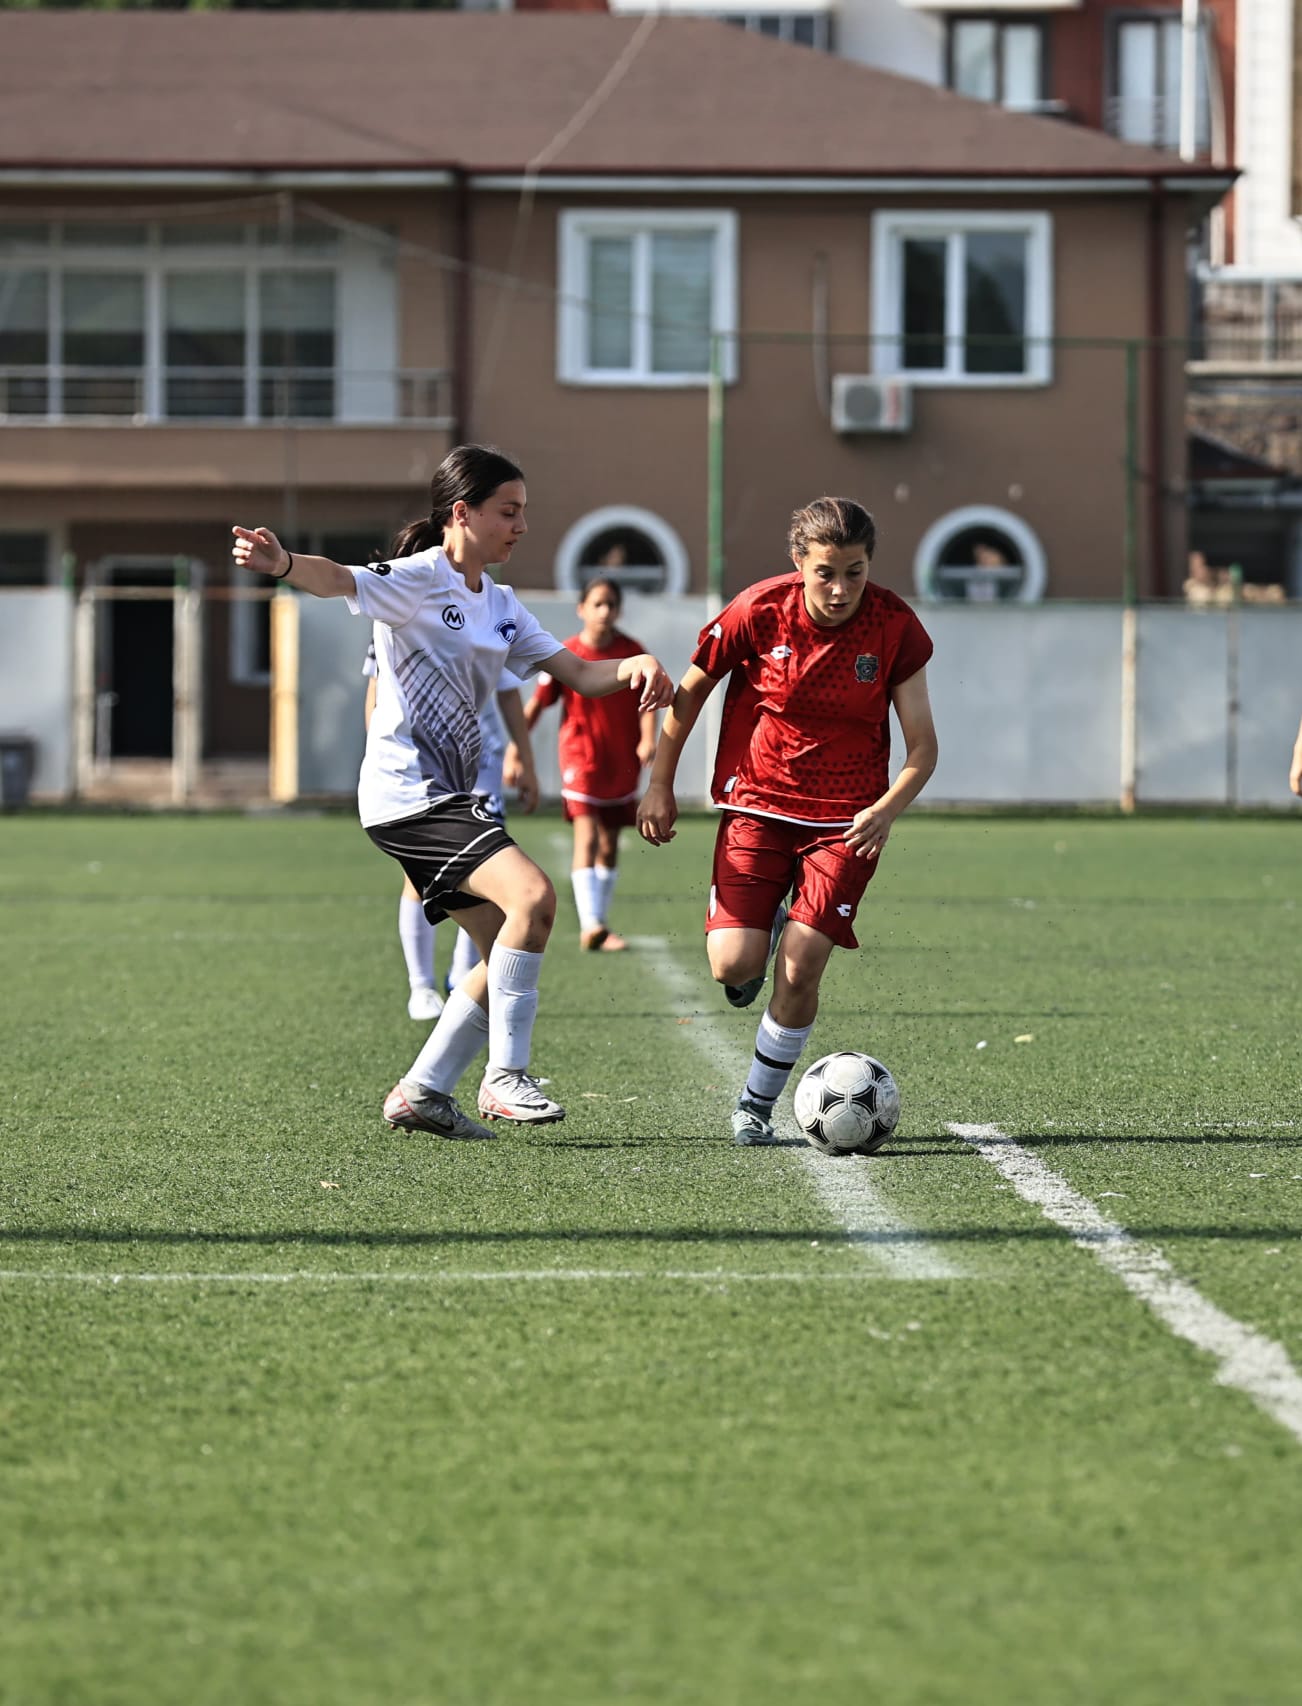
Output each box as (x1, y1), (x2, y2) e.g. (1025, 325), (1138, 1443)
(744, 1008), (814, 1109)
(406, 988), (489, 1094)
(450, 926), (481, 989)
(593, 863), (618, 925)
(487, 943), (543, 1072)
(570, 868), (602, 932)
(398, 893), (435, 992)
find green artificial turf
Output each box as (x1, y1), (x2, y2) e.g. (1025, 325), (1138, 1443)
(1, 810), (1300, 1705)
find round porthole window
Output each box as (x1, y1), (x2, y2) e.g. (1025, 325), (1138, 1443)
(913, 506), (1047, 603)
(555, 506), (690, 596)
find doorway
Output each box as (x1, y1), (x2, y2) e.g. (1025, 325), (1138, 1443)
(89, 558), (202, 760)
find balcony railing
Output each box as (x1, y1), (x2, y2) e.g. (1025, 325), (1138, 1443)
(1192, 280), (1302, 370)
(0, 366), (453, 425)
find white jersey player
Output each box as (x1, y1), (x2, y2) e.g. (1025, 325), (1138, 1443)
(233, 444), (672, 1139)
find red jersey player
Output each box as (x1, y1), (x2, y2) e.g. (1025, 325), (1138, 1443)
(637, 497), (938, 1144)
(524, 576), (658, 951)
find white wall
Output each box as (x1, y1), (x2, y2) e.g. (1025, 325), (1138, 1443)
(295, 597), (1302, 809)
(9, 592), (1299, 810)
(1234, 0), (1302, 273)
(0, 590), (73, 800)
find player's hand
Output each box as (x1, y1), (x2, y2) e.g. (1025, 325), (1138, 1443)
(844, 801), (895, 860)
(624, 655), (675, 713)
(232, 525), (289, 578)
(637, 782), (678, 846)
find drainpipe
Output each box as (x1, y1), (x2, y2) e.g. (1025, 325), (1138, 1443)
(452, 167), (471, 443)
(1147, 176), (1168, 596)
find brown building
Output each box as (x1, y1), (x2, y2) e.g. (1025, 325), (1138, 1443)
(0, 12), (1231, 766)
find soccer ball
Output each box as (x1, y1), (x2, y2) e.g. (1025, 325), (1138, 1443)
(793, 1052), (900, 1157)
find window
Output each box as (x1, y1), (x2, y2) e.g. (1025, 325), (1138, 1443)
(0, 531), (50, 587)
(873, 212), (1053, 386)
(913, 507), (1048, 602)
(0, 221), (397, 425)
(948, 19), (1045, 110)
(1108, 14), (1210, 152)
(718, 11), (832, 50)
(559, 211), (738, 387)
(554, 506), (691, 596)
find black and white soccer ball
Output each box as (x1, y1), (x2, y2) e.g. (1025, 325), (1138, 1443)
(793, 1052), (900, 1156)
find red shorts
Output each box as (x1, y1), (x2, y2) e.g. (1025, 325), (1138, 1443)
(562, 795), (638, 828)
(706, 810), (879, 951)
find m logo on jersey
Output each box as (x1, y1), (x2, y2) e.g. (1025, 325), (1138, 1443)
(442, 606), (466, 630)
(367, 561), (393, 576)
(855, 654), (879, 683)
(495, 619), (517, 644)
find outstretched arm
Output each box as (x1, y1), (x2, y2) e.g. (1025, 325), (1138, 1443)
(1290, 714), (1302, 797)
(636, 665), (719, 846)
(541, 646), (673, 715)
(231, 526), (355, 599)
(843, 666), (939, 861)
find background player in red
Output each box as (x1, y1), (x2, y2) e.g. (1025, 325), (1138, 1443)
(637, 496), (939, 1144)
(522, 576), (657, 952)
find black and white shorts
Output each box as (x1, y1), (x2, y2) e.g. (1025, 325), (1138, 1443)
(365, 795), (515, 924)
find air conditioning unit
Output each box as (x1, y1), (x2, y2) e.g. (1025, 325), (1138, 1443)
(830, 375), (913, 435)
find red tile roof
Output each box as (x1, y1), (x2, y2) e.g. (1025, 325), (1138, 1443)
(0, 13), (1226, 182)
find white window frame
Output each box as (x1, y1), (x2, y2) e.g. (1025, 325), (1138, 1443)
(557, 209), (739, 387)
(872, 210), (1053, 388)
(553, 505), (691, 595)
(913, 505), (1048, 603)
(0, 221), (401, 425)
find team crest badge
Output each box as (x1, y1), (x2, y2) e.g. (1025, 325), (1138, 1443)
(855, 654), (879, 683)
(495, 619), (517, 643)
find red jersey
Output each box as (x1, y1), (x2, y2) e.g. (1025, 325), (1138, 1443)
(693, 573), (933, 825)
(530, 630), (647, 805)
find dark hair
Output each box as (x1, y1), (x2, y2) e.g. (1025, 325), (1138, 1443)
(389, 444), (525, 558)
(788, 496), (876, 562)
(579, 574), (623, 611)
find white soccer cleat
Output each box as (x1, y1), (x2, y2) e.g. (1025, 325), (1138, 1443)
(407, 985), (446, 1022)
(383, 1080), (495, 1141)
(477, 1067), (566, 1125)
(731, 1095), (779, 1146)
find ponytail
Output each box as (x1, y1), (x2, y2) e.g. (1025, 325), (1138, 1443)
(387, 443), (525, 560)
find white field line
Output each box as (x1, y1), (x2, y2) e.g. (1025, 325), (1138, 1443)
(0, 1269), (888, 1286)
(632, 935), (963, 1281)
(949, 1123), (1302, 1448)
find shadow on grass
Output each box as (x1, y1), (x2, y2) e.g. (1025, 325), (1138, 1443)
(2, 1224), (1299, 1248)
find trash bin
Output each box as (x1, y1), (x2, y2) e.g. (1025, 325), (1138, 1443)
(0, 736), (35, 810)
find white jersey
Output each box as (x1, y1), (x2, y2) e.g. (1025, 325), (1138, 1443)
(346, 547), (561, 828)
(363, 642), (519, 803)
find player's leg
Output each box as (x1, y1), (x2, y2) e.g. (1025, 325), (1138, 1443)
(591, 815), (627, 951)
(447, 790), (504, 993)
(733, 833), (877, 1146)
(704, 814), (794, 1010)
(569, 809), (607, 951)
(384, 900), (499, 1140)
(397, 874), (444, 1021)
(457, 844), (565, 1123)
(733, 922), (834, 1145)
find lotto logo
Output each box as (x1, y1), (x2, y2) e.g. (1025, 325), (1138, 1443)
(837, 903), (852, 917)
(442, 607), (465, 629)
